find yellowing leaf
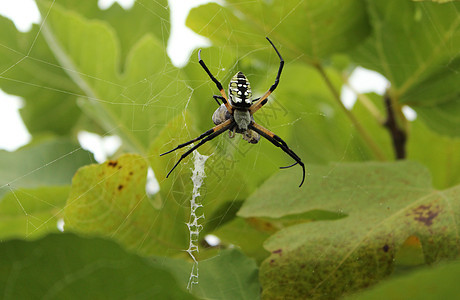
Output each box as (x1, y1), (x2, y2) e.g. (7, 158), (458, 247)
(65, 154), (188, 256)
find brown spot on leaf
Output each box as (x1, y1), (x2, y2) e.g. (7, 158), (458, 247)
(246, 218), (278, 233)
(118, 184), (124, 191)
(129, 171), (134, 176)
(107, 160), (118, 167)
(272, 249), (282, 255)
(407, 204), (440, 226)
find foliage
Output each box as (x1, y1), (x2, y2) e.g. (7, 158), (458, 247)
(0, 0), (459, 299)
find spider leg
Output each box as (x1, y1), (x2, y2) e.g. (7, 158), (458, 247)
(160, 119), (233, 156)
(198, 50), (233, 113)
(280, 162), (298, 169)
(249, 122), (305, 187)
(251, 97), (261, 104)
(249, 37), (284, 115)
(163, 120), (235, 178)
(213, 95), (226, 106)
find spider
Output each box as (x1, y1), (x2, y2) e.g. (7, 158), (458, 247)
(161, 37), (305, 187)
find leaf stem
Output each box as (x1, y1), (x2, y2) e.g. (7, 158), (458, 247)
(314, 64), (386, 161)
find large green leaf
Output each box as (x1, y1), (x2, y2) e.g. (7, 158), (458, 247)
(0, 139), (94, 198)
(239, 161), (460, 299)
(0, 15), (82, 136)
(0, 0), (170, 138)
(0, 186), (68, 240)
(49, 0), (170, 63)
(187, 0), (370, 63)
(64, 153), (189, 256)
(347, 260), (460, 299)
(0, 233), (195, 299)
(352, 0), (460, 136)
(212, 217), (273, 264)
(35, 0), (189, 152)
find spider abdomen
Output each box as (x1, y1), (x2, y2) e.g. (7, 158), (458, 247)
(212, 104), (231, 125)
(228, 72), (252, 108)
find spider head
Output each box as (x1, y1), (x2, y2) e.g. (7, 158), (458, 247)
(228, 71), (252, 108)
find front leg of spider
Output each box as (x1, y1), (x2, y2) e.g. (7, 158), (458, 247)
(160, 37), (305, 187)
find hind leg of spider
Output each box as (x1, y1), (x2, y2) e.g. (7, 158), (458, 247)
(249, 122), (305, 187)
(160, 119), (233, 157)
(163, 120), (235, 178)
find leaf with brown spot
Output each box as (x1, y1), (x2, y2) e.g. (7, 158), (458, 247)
(64, 154), (189, 256)
(239, 161), (460, 299)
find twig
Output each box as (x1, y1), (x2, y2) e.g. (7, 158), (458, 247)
(383, 92), (407, 159)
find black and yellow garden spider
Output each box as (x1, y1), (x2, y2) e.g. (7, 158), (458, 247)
(161, 37), (305, 187)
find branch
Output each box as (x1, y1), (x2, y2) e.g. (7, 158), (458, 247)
(383, 92), (407, 159)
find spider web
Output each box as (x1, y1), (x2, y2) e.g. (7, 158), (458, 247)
(1, 0), (456, 298)
(0, 0), (386, 293)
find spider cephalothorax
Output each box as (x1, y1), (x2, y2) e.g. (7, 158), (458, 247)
(161, 37), (305, 187)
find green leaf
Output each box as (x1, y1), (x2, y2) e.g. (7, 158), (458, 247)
(160, 248), (260, 300)
(408, 119), (460, 189)
(64, 153), (189, 256)
(238, 161), (460, 299)
(352, 0), (460, 136)
(0, 15), (82, 136)
(48, 0), (170, 63)
(0, 139), (94, 198)
(187, 0), (370, 63)
(213, 217), (273, 263)
(0, 233), (195, 299)
(0, 186), (68, 240)
(36, 0), (189, 152)
(0, 0), (170, 139)
(347, 261), (460, 300)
